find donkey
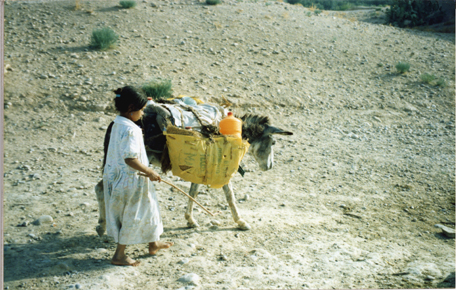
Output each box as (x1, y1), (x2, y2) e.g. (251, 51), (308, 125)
(94, 112), (292, 236)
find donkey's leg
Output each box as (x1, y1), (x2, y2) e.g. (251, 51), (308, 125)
(223, 182), (251, 230)
(185, 183), (201, 228)
(94, 180), (106, 237)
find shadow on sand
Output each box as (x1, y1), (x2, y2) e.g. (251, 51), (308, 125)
(97, 6), (123, 13)
(436, 272), (456, 288)
(47, 45), (91, 55)
(4, 233), (113, 283)
(4, 224), (243, 284)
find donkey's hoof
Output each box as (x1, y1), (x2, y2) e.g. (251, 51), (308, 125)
(96, 225), (106, 237)
(237, 220), (251, 231)
(187, 221), (200, 228)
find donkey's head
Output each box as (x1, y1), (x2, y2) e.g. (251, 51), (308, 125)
(241, 114), (293, 171)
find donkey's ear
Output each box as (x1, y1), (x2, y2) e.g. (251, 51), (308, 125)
(265, 126), (293, 136)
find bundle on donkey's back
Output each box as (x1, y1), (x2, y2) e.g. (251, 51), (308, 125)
(95, 87), (293, 237)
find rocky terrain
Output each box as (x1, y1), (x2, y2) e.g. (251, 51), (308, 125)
(3, 0), (455, 289)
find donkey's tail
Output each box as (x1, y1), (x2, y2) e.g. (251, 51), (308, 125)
(102, 121), (115, 173)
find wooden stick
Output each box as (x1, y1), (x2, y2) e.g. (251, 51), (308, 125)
(161, 180), (215, 216)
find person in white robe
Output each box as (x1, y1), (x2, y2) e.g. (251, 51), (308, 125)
(104, 86), (173, 266)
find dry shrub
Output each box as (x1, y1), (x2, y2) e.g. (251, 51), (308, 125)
(90, 27), (118, 50)
(213, 22), (222, 29)
(265, 15), (273, 20)
(333, 12), (345, 19)
(74, 0), (82, 10)
(120, 1), (137, 9)
(333, 11), (357, 22)
(282, 12), (289, 19)
(142, 79), (172, 100)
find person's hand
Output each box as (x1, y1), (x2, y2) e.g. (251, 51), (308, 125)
(138, 169), (161, 182)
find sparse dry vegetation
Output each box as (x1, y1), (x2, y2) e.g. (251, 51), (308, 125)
(3, 1), (454, 290)
(74, 0), (81, 10)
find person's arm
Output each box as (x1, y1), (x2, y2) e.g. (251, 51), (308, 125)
(125, 158), (161, 182)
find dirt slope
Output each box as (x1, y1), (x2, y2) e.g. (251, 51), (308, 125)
(3, 0), (455, 289)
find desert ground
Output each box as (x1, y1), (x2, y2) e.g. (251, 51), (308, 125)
(2, 0), (455, 289)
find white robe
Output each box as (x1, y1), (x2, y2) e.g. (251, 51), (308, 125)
(103, 116), (163, 245)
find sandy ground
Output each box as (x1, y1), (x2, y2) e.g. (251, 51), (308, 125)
(2, 0), (455, 289)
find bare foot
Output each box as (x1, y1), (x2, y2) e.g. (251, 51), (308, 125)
(111, 256), (140, 267)
(149, 241), (174, 255)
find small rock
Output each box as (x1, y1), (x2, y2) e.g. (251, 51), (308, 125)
(434, 224), (455, 238)
(178, 258), (189, 265)
(18, 221), (30, 227)
(21, 165), (31, 171)
(4, 64), (12, 73)
(33, 215), (53, 225)
(176, 286), (195, 290)
(177, 273), (200, 285)
(210, 220), (221, 226)
(404, 103), (418, 113)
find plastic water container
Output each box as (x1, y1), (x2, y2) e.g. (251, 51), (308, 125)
(219, 112), (242, 139)
(147, 97), (155, 106)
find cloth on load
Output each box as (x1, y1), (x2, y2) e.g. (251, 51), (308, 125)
(164, 126), (249, 188)
(161, 98), (228, 131)
(168, 95), (204, 105)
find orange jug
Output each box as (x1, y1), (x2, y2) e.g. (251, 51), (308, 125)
(219, 112), (242, 139)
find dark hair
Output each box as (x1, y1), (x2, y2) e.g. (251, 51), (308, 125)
(113, 86), (147, 113)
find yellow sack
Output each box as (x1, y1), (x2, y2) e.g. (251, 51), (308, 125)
(164, 127), (250, 188)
